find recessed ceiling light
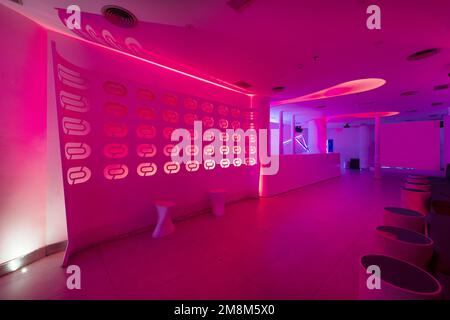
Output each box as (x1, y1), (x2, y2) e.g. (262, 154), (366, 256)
(407, 48), (440, 61)
(102, 5), (137, 28)
(431, 102), (443, 106)
(433, 84), (449, 91)
(234, 81), (252, 89)
(272, 86), (285, 92)
(400, 91), (418, 96)
(227, 0), (254, 12)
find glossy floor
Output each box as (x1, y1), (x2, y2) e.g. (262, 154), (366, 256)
(0, 170), (409, 299)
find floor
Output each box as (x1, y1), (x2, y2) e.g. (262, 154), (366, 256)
(0, 170), (408, 300)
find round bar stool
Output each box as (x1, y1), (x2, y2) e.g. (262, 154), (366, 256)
(208, 189), (226, 217)
(401, 188), (431, 215)
(407, 176), (430, 184)
(152, 201), (175, 238)
(375, 226), (434, 269)
(358, 254), (442, 300)
(404, 182), (431, 191)
(384, 207), (426, 233)
(408, 174), (426, 179)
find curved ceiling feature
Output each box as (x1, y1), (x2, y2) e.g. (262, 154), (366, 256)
(327, 111), (399, 121)
(272, 78), (387, 106)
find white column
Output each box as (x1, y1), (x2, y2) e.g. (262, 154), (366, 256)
(291, 114), (296, 155)
(308, 117), (327, 154)
(279, 111), (284, 155)
(359, 124), (371, 170)
(374, 116), (381, 179)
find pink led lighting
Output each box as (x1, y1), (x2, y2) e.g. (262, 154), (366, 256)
(272, 78), (386, 106)
(45, 25), (255, 97)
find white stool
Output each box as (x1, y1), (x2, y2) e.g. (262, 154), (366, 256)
(359, 254), (442, 300)
(407, 177), (430, 184)
(408, 174), (425, 178)
(401, 188), (431, 215)
(152, 201), (175, 238)
(405, 182), (431, 191)
(375, 225), (434, 269)
(384, 206), (426, 233)
(208, 189), (225, 217)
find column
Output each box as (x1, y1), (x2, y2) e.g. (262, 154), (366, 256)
(291, 114), (296, 155)
(374, 116), (381, 179)
(359, 124), (371, 170)
(308, 117), (327, 154)
(279, 111), (284, 155)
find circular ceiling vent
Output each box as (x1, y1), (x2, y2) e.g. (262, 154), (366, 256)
(400, 90), (418, 96)
(102, 5), (137, 28)
(272, 86), (285, 92)
(407, 48), (440, 61)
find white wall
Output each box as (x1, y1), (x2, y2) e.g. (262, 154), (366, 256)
(46, 39), (67, 246)
(381, 121), (441, 171)
(0, 6), (47, 264)
(327, 126), (374, 168)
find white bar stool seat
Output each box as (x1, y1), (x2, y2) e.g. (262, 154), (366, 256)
(152, 201), (175, 238)
(405, 182), (431, 191)
(401, 188), (431, 215)
(359, 254), (442, 300)
(407, 176), (430, 184)
(384, 206), (426, 233)
(208, 189), (226, 217)
(375, 225), (434, 269)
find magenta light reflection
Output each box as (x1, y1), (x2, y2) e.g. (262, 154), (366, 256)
(272, 78), (386, 106)
(44, 25), (255, 98)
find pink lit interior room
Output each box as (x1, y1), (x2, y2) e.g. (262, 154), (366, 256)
(1, 0), (450, 305)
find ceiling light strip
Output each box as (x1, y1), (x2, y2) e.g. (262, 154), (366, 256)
(45, 26), (254, 97)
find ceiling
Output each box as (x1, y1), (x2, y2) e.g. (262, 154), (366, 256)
(2, 0), (449, 124)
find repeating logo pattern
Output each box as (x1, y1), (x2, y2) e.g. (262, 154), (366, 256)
(53, 45), (258, 187)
